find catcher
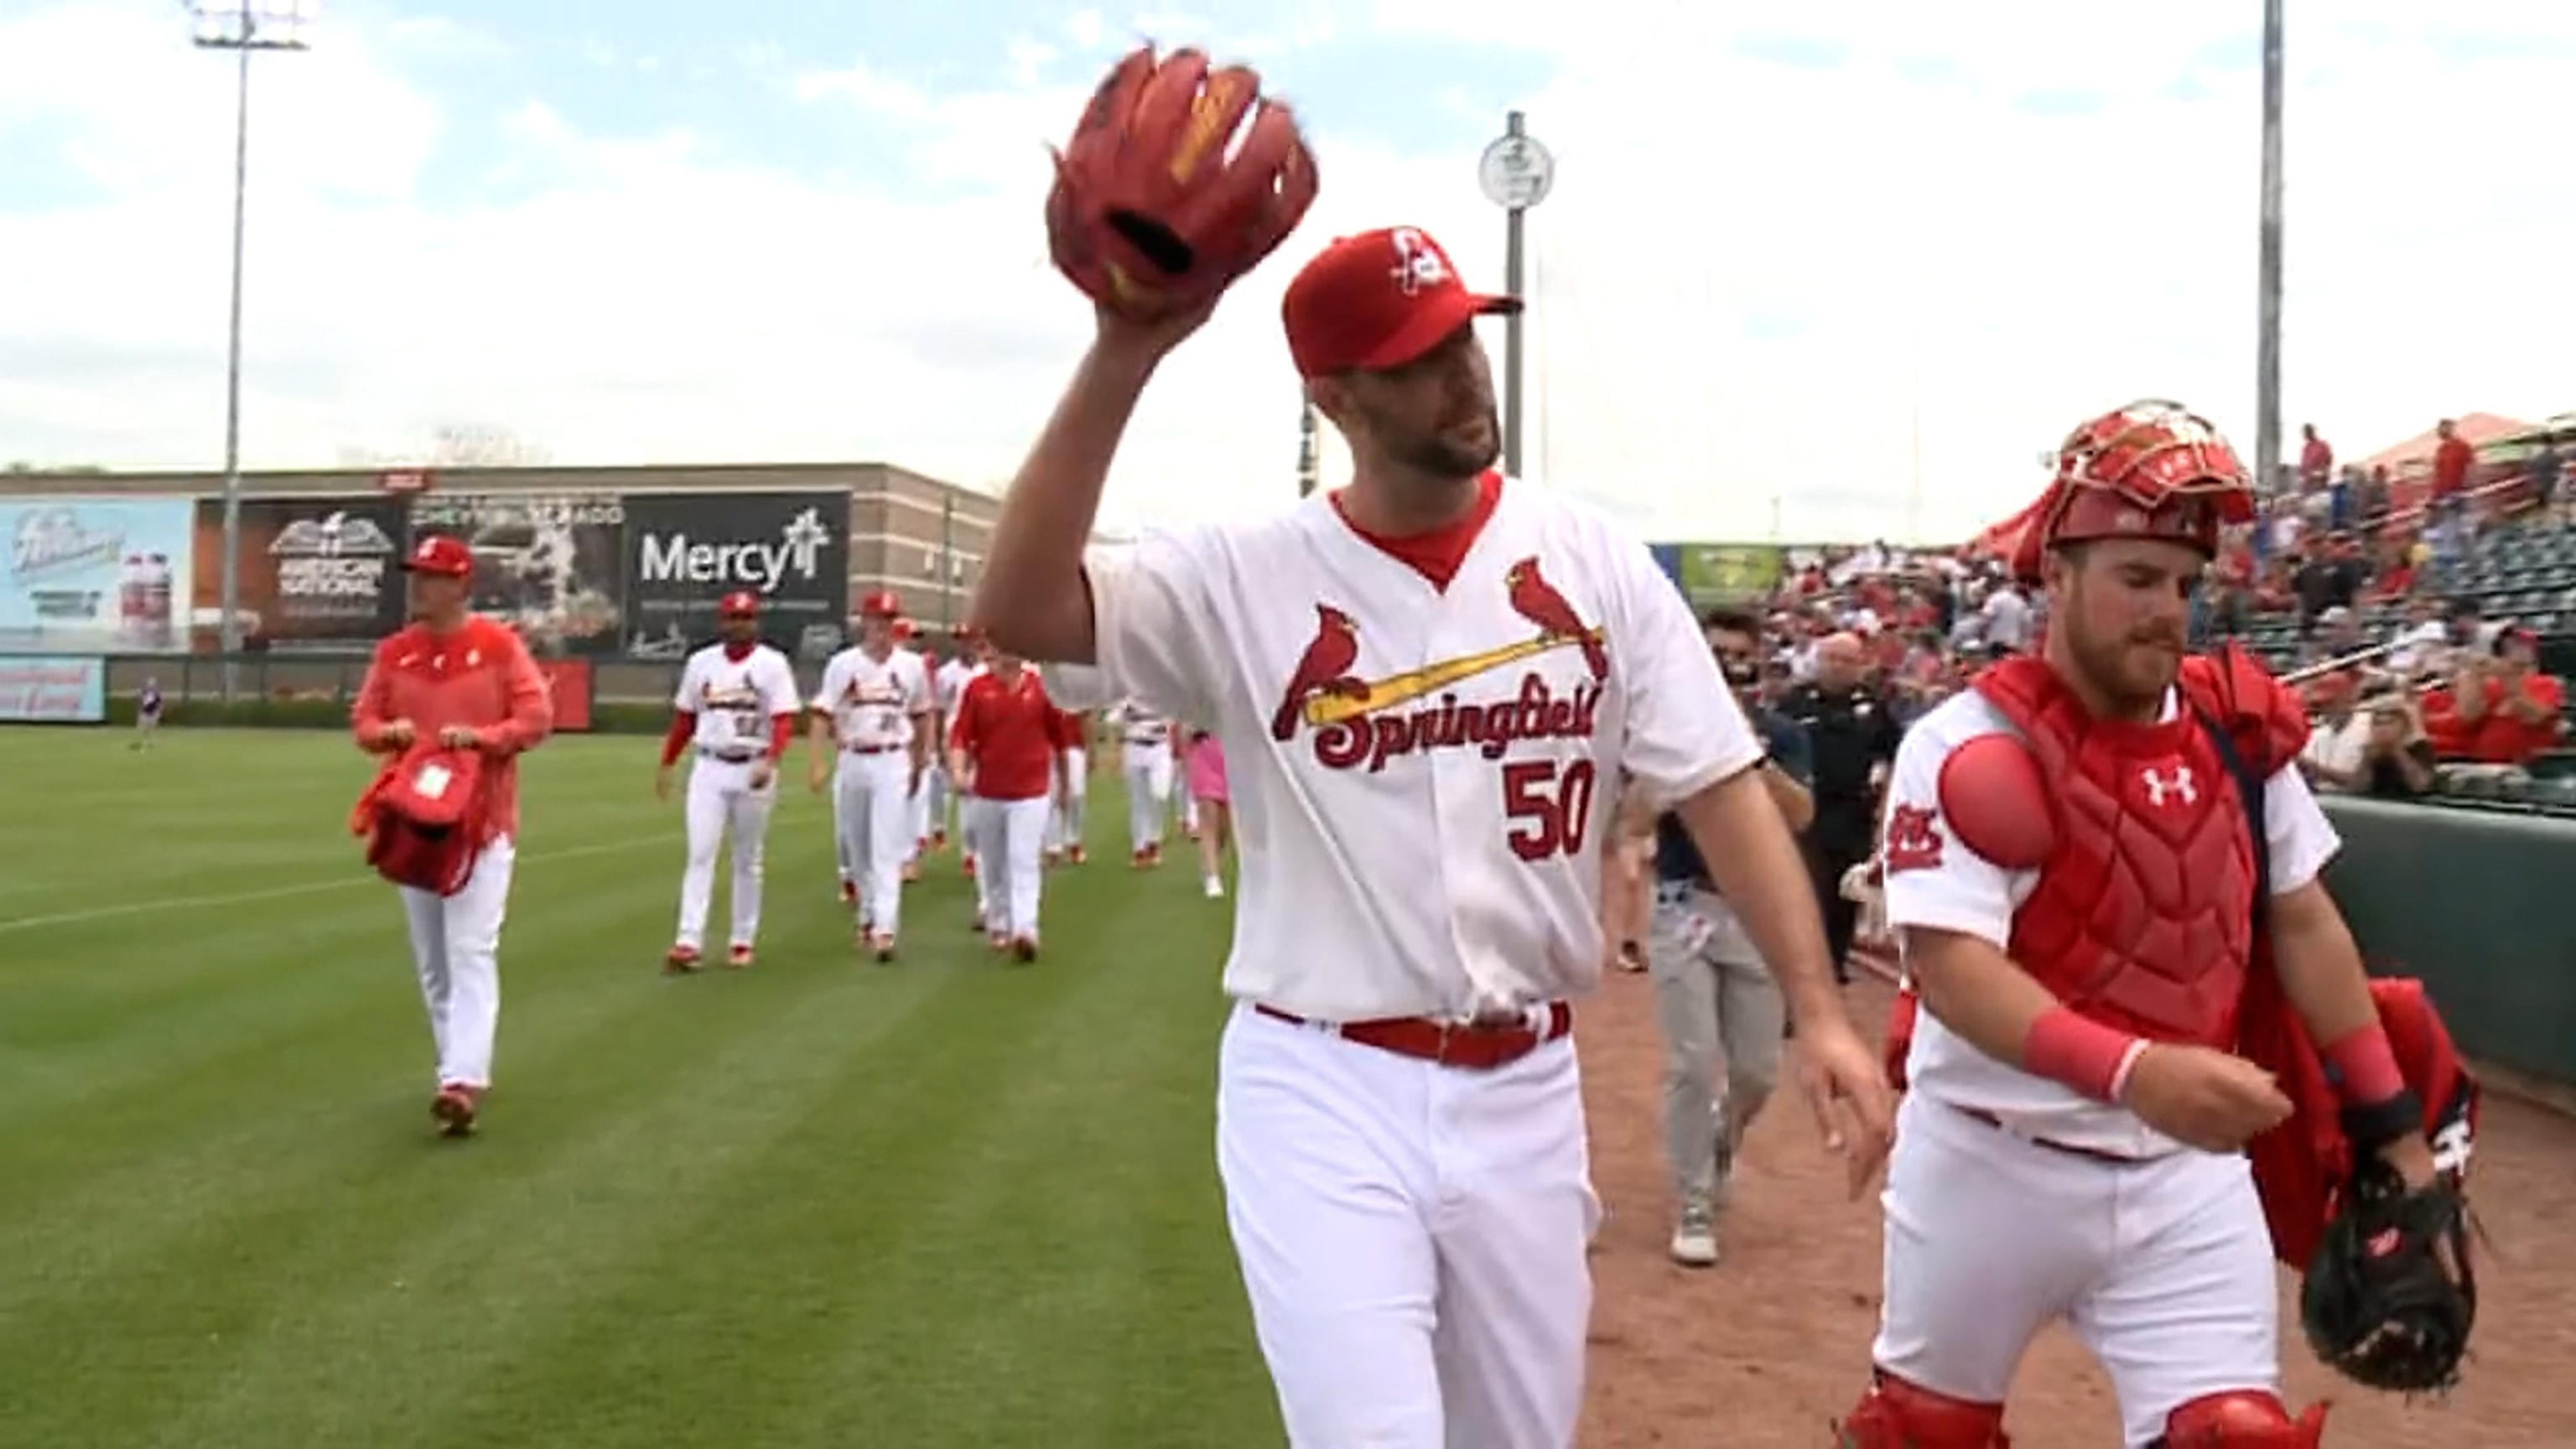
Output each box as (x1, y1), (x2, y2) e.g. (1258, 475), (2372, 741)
(1846, 401), (2475, 1447)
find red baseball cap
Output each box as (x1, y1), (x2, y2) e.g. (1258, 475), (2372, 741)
(402, 535), (472, 578)
(859, 589), (901, 618)
(1280, 226), (1518, 379)
(719, 590), (761, 617)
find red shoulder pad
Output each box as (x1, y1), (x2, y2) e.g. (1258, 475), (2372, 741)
(1934, 733), (2057, 869)
(2178, 642), (2309, 774)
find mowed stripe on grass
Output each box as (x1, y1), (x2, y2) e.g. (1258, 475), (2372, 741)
(0, 727), (1280, 1449)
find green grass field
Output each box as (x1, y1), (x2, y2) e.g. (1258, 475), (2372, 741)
(0, 726), (1279, 1448)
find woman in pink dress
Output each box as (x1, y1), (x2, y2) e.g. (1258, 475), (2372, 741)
(1182, 727), (1231, 899)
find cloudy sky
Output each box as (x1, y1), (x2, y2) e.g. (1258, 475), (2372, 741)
(0, 1), (2567, 543)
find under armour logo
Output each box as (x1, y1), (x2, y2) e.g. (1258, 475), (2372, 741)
(2141, 766), (2197, 807)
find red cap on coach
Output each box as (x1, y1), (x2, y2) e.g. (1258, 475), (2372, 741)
(719, 590), (761, 618)
(1280, 226), (1519, 380)
(859, 589), (901, 618)
(401, 535), (473, 578)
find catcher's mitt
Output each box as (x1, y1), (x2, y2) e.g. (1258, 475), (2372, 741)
(1046, 44), (1318, 324)
(2298, 1154), (2475, 1394)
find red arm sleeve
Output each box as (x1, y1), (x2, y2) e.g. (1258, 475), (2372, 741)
(766, 712), (796, 762)
(660, 711), (696, 766)
(477, 631), (556, 755)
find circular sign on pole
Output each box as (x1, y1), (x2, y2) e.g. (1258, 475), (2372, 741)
(1478, 131), (1555, 210)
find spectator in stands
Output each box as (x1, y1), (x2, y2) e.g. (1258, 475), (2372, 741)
(2527, 431), (2564, 524)
(1979, 575), (2033, 655)
(2352, 694), (2438, 799)
(2429, 418), (2476, 551)
(2453, 628), (2567, 767)
(2297, 671), (2370, 791)
(2299, 421), (2335, 515)
(2355, 465), (2392, 536)
(2383, 595), (2450, 680)
(2292, 532), (2366, 636)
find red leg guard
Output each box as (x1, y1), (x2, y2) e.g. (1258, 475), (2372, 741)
(2158, 1390), (2328, 1446)
(1837, 1371), (2010, 1447)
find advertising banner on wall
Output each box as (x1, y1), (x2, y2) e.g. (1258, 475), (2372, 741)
(0, 497), (197, 654)
(190, 496), (408, 653)
(620, 491), (849, 661)
(0, 655), (106, 722)
(1665, 542), (1789, 601)
(405, 491), (627, 657)
(538, 659), (594, 731)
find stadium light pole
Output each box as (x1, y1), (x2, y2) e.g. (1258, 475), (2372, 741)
(1478, 112), (1555, 480)
(2254, 0), (2286, 501)
(190, 0), (311, 700)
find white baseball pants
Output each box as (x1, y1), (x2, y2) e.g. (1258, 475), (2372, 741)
(1123, 744), (1172, 853)
(399, 835), (517, 1090)
(1218, 1003), (1598, 1448)
(677, 756), (778, 950)
(835, 747), (913, 937)
(979, 794), (1049, 938)
(910, 761), (943, 853)
(1048, 746), (1088, 851)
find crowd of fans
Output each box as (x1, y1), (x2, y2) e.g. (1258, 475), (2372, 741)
(1718, 417), (2572, 808)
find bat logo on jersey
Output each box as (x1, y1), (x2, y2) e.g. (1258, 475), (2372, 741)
(1270, 558), (1607, 774)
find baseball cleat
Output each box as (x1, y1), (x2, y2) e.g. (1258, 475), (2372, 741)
(726, 944), (754, 969)
(1010, 936), (1039, 963)
(869, 932), (896, 963)
(931, 830), (948, 850)
(430, 1083), (480, 1138)
(839, 879), (857, 905)
(1067, 844), (1086, 865)
(664, 944), (703, 974)
(961, 855), (977, 879)
(989, 932), (1010, 952)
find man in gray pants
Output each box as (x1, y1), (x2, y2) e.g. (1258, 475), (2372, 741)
(1628, 606), (1816, 1267)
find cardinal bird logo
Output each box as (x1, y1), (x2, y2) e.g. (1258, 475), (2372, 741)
(1504, 557), (1607, 682)
(1271, 603), (1370, 740)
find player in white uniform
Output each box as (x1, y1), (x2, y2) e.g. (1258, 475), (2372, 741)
(934, 634), (988, 878)
(901, 625), (945, 868)
(972, 223), (1894, 1449)
(1107, 698), (1176, 865)
(656, 589), (802, 971)
(1846, 401), (2445, 1447)
(809, 590), (933, 961)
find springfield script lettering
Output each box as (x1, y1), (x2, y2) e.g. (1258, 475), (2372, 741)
(1313, 674), (1602, 774)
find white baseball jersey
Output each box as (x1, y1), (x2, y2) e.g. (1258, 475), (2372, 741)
(1109, 700), (1173, 749)
(934, 657), (984, 718)
(1878, 688), (2341, 1156)
(1087, 477), (1756, 1021)
(813, 644), (932, 748)
(674, 642), (801, 760)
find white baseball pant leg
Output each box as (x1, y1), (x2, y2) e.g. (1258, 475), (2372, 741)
(963, 794), (996, 927)
(675, 759), (740, 951)
(994, 794), (1050, 938)
(399, 835), (517, 1090)
(724, 771), (779, 948)
(922, 762), (949, 839)
(1218, 1005), (1598, 1449)
(1055, 746), (1088, 850)
(837, 749), (912, 937)
(907, 761), (933, 855)
(1124, 745), (1172, 854)
(832, 767), (855, 888)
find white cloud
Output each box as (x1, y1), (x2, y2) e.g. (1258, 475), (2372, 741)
(0, 1), (2568, 548)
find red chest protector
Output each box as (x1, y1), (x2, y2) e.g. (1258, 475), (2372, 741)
(1944, 655), (2258, 1048)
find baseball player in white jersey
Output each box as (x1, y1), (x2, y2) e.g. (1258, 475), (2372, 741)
(808, 590), (933, 961)
(933, 636), (987, 873)
(1044, 704), (1093, 864)
(656, 590), (803, 971)
(972, 223), (1894, 1448)
(901, 627), (945, 866)
(1107, 698), (1177, 865)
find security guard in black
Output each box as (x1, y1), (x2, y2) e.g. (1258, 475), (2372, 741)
(1782, 632), (1900, 984)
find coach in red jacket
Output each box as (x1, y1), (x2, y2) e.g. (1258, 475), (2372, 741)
(949, 648), (1072, 961)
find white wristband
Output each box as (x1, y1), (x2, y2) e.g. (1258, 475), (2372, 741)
(2107, 1038), (2152, 1103)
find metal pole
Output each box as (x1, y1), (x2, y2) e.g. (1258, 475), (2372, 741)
(193, 3), (308, 702)
(1501, 112), (1529, 480)
(218, 39), (251, 699)
(938, 491), (956, 629)
(2255, 0), (2286, 502)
